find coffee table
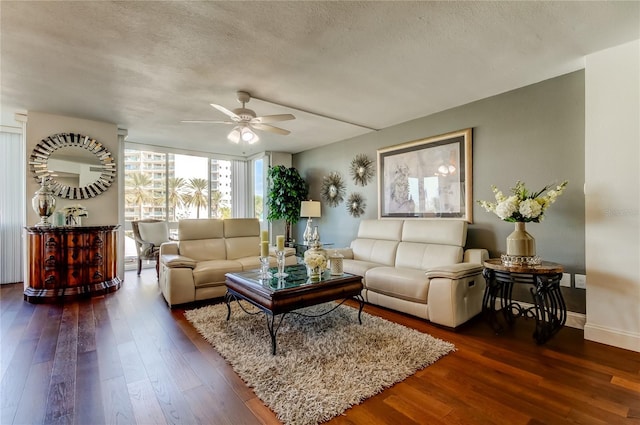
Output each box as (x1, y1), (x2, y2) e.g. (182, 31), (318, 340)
(225, 264), (364, 355)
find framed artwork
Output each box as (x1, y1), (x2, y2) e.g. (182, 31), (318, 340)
(377, 128), (473, 222)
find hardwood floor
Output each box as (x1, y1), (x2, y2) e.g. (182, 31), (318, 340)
(1, 269), (639, 425)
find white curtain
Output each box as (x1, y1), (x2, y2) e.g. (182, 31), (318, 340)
(231, 159), (251, 218)
(0, 129), (25, 284)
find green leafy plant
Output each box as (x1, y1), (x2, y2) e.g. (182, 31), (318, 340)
(266, 165), (308, 243)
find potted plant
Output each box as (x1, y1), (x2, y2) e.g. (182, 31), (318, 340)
(266, 165), (309, 245)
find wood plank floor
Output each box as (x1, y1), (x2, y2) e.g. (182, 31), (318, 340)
(1, 269), (639, 424)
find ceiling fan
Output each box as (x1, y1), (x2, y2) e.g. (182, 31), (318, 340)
(181, 91), (295, 144)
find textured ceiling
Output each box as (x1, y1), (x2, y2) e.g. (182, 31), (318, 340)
(1, 1), (639, 157)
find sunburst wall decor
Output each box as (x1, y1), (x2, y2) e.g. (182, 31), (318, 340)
(347, 193), (366, 217)
(349, 154), (374, 186)
(320, 172), (346, 207)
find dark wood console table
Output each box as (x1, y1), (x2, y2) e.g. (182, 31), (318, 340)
(482, 259), (566, 344)
(24, 225), (122, 303)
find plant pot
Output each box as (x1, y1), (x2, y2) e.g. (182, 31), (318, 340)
(506, 222), (536, 257)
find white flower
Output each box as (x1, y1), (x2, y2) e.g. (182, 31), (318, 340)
(477, 180), (568, 223)
(519, 198), (542, 219)
(495, 196), (518, 220)
(304, 252), (327, 269)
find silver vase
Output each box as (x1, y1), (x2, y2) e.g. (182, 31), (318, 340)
(32, 180), (56, 227)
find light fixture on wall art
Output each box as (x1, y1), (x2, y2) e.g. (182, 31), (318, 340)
(227, 124), (259, 144)
(300, 200), (321, 244)
(346, 193), (366, 217)
(350, 154), (375, 186)
(320, 172), (346, 207)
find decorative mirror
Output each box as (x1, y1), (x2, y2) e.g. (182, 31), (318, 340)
(29, 132), (116, 199)
(349, 153), (374, 186)
(347, 193), (366, 217)
(320, 172), (346, 208)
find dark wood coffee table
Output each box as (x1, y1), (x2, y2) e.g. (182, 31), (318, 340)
(225, 264), (364, 355)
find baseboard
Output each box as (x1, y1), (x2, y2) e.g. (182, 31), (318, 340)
(493, 299), (586, 330)
(584, 323), (640, 353)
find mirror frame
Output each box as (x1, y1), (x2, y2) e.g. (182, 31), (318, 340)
(29, 132), (116, 199)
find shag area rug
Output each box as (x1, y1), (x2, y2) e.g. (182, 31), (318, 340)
(185, 301), (455, 425)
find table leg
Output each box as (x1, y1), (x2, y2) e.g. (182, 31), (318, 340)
(482, 268), (503, 334)
(265, 313), (286, 355)
(225, 292), (233, 321)
(355, 294), (365, 324)
(530, 273), (566, 344)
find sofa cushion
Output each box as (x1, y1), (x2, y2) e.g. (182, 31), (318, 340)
(192, 259), (243, 287)
(226, 236), (260, 260)
(180, 239), (227, 261)
(401, 220), (467, 246)
(395, 242), (463, 270)
(179, 218), (224, 240)
(351, 239), (398, 266)
(357, 219), (404, 240)
(342, 259), (382, 279)
(224, 218), (260, 237)
(365, 266), (430, 304)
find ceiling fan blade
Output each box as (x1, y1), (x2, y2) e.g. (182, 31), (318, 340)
(181, 120), (235, 124)
(210, 103), (241, 121)
(252, 123), (291, 136)
(251, 114), (296, 124)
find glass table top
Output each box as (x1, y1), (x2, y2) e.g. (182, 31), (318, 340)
(228, 263), (353, 292)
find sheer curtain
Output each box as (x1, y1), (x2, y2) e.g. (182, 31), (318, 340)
(0, 129), (25, 284)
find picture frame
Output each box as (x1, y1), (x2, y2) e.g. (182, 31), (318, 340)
(377, 128), (473, 222)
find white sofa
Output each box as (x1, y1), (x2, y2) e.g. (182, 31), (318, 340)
(338, 219), (488, 328)
(158, 218), (296, 307)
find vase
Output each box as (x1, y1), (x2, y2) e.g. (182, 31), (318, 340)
(506, 222), (536, 257)
(32, 180), (56, 227)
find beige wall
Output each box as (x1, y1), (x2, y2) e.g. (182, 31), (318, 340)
(25, 111), (123, 279)
(584, 40), (640, 352)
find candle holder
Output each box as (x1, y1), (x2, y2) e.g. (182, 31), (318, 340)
(274, 250), (288, 278)
(258, 256), (272, 279)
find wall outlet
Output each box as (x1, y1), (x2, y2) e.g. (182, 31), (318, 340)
(575, 274), (587, 289)
(560, 273), (571, 287)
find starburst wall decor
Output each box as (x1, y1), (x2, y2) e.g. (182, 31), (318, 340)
(347, 193), (366, 217)
(320, 172), (346, 207)
(349, 154), (374, 186)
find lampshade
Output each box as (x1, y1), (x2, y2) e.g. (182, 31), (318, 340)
(300, 200), (321, 218)
(227, 125), (259, 144)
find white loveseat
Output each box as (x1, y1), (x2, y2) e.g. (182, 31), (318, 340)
(158, 218), (296, 307)
(338, 219), (488, 328)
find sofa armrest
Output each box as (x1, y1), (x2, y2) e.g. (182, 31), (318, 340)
(161, 254), (197, 269)
(463, 248), (489, 264)
(332, 247), (353, 259)
(426, 263), (486, 328)
(425, 263), (484, 279)
(160, 241), (179, 256)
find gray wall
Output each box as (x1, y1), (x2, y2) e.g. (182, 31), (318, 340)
(293, 71), (586, 313)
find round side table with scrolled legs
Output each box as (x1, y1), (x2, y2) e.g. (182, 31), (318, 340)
(482, 259), (567, 344)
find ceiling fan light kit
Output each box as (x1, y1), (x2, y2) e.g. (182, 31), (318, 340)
(182, 91), (295, 145)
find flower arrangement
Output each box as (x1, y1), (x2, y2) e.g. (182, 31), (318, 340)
(478, 180), (568, 223)
(304, 251), (328, 270)
(63, 204), (89, 218)
(63, 204), (88, 225)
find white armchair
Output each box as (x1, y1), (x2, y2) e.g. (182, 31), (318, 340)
(132, 219), (170, 278)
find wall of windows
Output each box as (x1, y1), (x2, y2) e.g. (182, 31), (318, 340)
(124, 147), (234, 223)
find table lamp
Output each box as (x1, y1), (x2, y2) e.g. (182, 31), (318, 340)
(300, 200), (321, 244)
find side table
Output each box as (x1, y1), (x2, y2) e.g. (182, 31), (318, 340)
(482, 259), (567, 344)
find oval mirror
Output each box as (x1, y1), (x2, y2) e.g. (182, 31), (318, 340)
(29, 133), (116, 199)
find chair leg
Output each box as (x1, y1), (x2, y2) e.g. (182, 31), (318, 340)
(137, 259), (142, 275)
(156, 261), (160, 279)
